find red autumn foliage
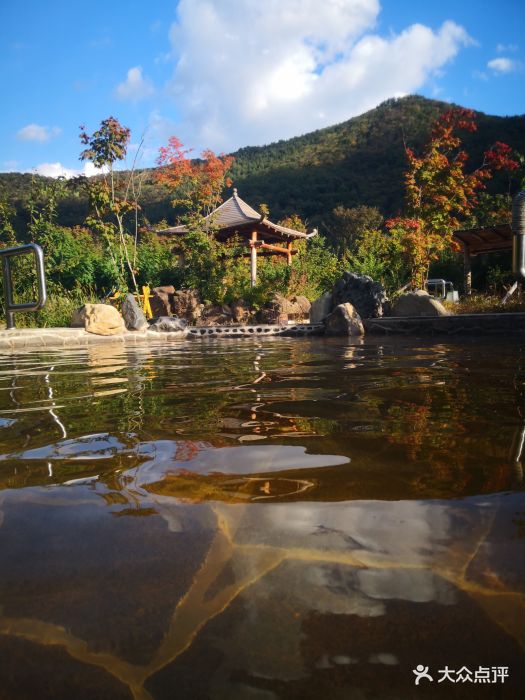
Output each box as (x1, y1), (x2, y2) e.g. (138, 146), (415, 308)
(386, 107), (520, 288)
(156, 137), (234, 216)
(484, 141), (519, 172)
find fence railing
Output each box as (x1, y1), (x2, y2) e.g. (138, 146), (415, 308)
(0, 243), (47, 329)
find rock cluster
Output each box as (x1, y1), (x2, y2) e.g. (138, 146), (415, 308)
(71, 299), (187, 337)
(69, 278), (452, 339)
(148, 287), (203, 323)
(149, 287), (255, 326)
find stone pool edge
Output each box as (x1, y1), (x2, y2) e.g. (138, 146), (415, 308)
(1, 313), (525, 351)
(0, 324), (323, 351)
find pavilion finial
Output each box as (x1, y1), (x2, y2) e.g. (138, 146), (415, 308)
(233, 187), (238, 196)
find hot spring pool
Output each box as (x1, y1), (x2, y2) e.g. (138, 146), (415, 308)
(0, 336), (524, 699)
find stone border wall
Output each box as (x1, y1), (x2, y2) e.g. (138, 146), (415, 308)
(187, 324), (323, 338)
(364, 313), (525, 335)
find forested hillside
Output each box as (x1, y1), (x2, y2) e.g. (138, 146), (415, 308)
(2, 95), (525, 239)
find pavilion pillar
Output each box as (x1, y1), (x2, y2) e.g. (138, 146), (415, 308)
(286, 241), (293, 266)
(463, 243), (472, 295)
(250, 231), (258, 287)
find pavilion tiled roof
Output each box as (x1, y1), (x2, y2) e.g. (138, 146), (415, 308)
(158, 189), (314, 239)
(453, 224), (512, 255)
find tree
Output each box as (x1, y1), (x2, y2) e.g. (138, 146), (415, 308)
(156, 137), (234, 221)
(79, 116), (144, 293)
(331, 205), (383, 256)
(387, 108), (519, 288)
(0, 193), (18, 248)
(345, 228), (407, 294)
(154, 136), (237, 303)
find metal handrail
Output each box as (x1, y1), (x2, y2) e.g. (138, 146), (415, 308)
(0, 243), (47, 329)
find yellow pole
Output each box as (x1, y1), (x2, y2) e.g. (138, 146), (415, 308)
(142, 285), (153, 319)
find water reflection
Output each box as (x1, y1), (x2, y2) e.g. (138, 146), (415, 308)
(1, 484), (524, 698)
(0, 338), (524, 698)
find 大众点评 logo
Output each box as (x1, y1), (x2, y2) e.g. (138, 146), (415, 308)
(413, 665), (509, 685)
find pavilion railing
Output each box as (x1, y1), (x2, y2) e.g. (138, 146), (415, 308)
(1, 243), (47, 329)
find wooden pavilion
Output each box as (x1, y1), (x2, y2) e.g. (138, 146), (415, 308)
(158, 189), (317, 286)
(453, 224), (512, 294)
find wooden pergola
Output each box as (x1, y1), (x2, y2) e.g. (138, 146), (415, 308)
(453, 224), (512, 294)
(158, 189), (317, 286)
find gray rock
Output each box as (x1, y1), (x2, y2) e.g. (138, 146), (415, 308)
(391, 290), (450, 317)
(310, 292), (332, 323)
(332, 272), (389, 319)
(121, 293), (148, 331)
(324, 303), (364, 336)
(148, 316), (188, 333)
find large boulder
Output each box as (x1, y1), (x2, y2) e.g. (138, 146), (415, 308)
(148, 316), (187, 333)
(324, 303), (364, 336)
(309, 292), (333, 323)
(150, 285), (175, 317)
(332, 272), (389, 319)
(121, 293), (148, 331)
(71, 304), (126, 336)
(390, 290), (450, 317)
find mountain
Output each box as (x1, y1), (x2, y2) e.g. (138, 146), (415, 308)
(2, 95), (525, 237)
(229, 95), (525, 222)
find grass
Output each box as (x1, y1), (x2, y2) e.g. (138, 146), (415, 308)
(444, 293), (525, 315)
(2, 288), (99, 329)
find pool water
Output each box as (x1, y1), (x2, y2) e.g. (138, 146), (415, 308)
(0, 336), (524, 699)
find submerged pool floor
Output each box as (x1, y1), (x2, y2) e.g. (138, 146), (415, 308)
(0, 336), (524, 699)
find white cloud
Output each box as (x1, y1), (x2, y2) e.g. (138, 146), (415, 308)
(17, 124), (61, 142)
(115, 66), (155, 102)
(165, 0), (472, 152)
(487, 57), (520, 74)
(496, 43), (518, 53)
(33, 162), (107, 179)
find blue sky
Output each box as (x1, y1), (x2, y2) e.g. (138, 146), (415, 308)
(1, 0), (523, 177)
